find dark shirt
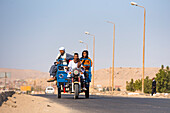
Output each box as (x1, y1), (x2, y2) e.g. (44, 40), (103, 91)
(152, 80), (156, 88)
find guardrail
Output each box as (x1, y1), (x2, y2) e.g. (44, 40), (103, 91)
(0, 91), (15, 106)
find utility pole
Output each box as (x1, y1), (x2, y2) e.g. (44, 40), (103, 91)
(109, 67), (111, 89)
(34, 80), (36, 92)
(4, 72), (7, 90)
(92, 35), (95, 88)
(85, 32), (95, 89)
(106, 21), (115, 92)
(131, 2), (146, 93)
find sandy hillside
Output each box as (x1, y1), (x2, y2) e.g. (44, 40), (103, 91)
(0, 68), (49, 80)
(94, 67), (160, 90)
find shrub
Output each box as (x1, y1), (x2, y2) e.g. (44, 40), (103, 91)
(155, 65), (170, 93)
(126, 79), (135, 92)
(126, 76), (152, 93)
(144, 76), (152, 93)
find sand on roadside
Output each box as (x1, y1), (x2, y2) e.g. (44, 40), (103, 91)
(0, 94), (80, 113)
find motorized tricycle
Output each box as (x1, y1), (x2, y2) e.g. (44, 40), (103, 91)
(56, 58), (92, 99)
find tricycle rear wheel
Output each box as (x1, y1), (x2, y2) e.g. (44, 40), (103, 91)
(85, 87), (89, 98)
(58, 87), (61, 98)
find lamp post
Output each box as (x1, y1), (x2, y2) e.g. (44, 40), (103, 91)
(85, 31), (95, 89)
(131, 2), (146, 93)
(109, 67), (111, 89)
(106, 21), (115, 92)
(4, 72), (7, 89)
(79, 40), (88, 50)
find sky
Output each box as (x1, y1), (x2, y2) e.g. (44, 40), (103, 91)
(0, 0), (170, 72)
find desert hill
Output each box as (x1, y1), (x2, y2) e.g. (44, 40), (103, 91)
(0, 68), (49, 80)
(94, 67), (160, 90)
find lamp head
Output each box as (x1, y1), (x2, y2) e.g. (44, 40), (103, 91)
(131, 2), (138, 6)
(106, 21), (111, 23)
(85, 31), (90, 35)
(79, 40), (83, 43)
(106, 21), (114, 24)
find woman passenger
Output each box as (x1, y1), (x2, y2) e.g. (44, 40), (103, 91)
(80, 50), (92, 71)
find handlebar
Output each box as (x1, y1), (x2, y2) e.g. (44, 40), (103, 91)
(57, 58), (74, 61)
(57, 58), (65, 61)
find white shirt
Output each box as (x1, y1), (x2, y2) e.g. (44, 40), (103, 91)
(67, 60), (85, 79)
(56, 53), (66, 59)
(56, 52), (74, 65)
(56, 53), (67, 65)
(68, 60), (79, 71)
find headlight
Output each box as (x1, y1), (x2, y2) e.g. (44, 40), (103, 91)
(73, 69), (79, 75)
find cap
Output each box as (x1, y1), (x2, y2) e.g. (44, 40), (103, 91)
(59, 47), (65, 51)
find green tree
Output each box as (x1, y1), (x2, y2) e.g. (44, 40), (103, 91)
(144, 76), (152, 93)
(126, 76), (152, 93)
(134, 79), (142, 91)
(155, 65), (170, 93)
(126, 79), (135, 92)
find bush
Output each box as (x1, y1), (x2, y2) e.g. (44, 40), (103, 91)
(117, 87), (121, 91)
(126, 76), (152, 93)
(155, 65), (170, 93)
(126, 79), (135, 92)
(134, 79), (142, 91)
(144, 76), (152, 93)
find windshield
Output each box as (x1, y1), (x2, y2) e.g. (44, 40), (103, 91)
(47, 88), (53, 90)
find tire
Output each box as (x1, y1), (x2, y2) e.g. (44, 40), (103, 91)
(74, 84), (79, 99)
(85, 87), (89, 98)
(58, 87), (61, 98)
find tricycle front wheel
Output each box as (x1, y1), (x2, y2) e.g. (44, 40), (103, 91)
(74, 84), (79, 99)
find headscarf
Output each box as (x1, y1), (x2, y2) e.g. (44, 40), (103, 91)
(81, 50), (88, 58)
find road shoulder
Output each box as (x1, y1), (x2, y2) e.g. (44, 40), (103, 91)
(0, 94), (80, 113)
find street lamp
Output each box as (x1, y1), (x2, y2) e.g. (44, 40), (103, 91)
(106, 21), (115, 92)
(85, 31), (95, 89)
(79, 40), (88, 50)
(131, 2), (146, 93)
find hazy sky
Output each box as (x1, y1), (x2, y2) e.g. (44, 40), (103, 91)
(0, 0), (170, 72)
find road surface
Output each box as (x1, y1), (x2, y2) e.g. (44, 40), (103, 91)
(33, 94), (170, 113)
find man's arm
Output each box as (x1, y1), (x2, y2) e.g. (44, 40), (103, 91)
(66, 53), (74, 60)
(77, 61), (81, 68)
(56, 53), (61, 63)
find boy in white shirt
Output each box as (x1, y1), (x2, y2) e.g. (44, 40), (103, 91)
(66, 53), (86, 90)
(66, 53), (85, 78)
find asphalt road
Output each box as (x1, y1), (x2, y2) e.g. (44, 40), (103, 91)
(33, 94), (170, 113)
